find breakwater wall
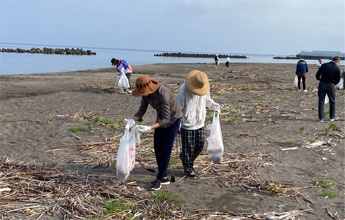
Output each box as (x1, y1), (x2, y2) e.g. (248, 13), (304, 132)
(154, 52), (247, 59)
(0, 47), (96, 55)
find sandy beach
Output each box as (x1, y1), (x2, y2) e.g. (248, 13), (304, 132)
(0, 62), (344, 219)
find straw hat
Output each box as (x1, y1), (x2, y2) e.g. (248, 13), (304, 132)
(132, 75), (159, 96)
(185, 70), (210, 96)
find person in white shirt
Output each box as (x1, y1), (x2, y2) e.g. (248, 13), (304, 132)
(111, 58), (133, 90)
(176, 70), (220, 178)
(225, 57), (230, 68)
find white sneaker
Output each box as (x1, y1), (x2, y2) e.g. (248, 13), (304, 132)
(304, 90), (308, 92)
(330, 117), (339, 122)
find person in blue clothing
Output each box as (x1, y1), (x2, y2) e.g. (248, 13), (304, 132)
(295, 58), (309, 92)
(316, 56), (341, 122)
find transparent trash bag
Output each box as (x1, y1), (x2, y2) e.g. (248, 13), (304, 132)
(206, 109), (224, 164)
(293, 76), (298, 88)
(116, 120), (137, 182)
(325, 94), (329, 105)
(336, 78), (343, 89)
(117, 72), (130, 91)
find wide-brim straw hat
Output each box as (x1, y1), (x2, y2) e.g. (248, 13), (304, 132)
(185, 70), (210, 96)
(132, 75), (159, 96)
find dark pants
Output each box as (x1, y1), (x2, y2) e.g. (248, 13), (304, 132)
(298, 76), (306, 90)
(153, 118), (181, 181)
(125, 73), (132, 89)
(225, 62), (230, 68)
(318, 82), (336, 120)
(180, 127), (205, 173)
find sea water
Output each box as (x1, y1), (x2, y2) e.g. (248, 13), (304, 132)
(0, 47), (334, 75)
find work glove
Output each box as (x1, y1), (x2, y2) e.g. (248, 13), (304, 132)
(125, 119), (136, 130)
(211, 102), (221, 111)
(136, 125), (151, 134)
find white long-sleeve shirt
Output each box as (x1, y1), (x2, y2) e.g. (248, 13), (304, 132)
(176, 83), (215, 130)
(117, 62), (132, 76)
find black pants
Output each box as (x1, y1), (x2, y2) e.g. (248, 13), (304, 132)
(318, 82), (336, 120)
(298, 76), (306, 90)
(153, 119), (181, 181)
(180, 127), (205, 172)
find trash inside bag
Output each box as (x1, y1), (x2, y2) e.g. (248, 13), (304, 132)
(206, 109), (224, 164)
(116, 119), (138, 182)
(325, 94), (329, 105)
(117, 72), (130, 91)
(336, 78), (343, 89)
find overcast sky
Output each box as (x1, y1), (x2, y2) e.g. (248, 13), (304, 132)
(0, 0), (344, 55)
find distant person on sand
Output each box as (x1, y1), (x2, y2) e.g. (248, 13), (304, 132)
(111, 58), (133, 90)
(318, 58), (323, 68)
(295, 58), (309, 92)
(225, 56), (230, 68)
(316, 56), (341, 122)
(214, 54), (219, 67)
(176, 70), (220, 178)
(132, 75), (182, 190)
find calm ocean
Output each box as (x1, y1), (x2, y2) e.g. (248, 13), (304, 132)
(0, 45), (331, 75)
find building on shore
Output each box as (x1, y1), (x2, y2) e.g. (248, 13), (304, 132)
(297, 50), (345, 59)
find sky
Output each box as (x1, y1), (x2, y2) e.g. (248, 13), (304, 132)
(0, 0), (344, 55)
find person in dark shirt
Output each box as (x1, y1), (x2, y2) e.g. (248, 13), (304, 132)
(295, 59), (309, 91)
(316, 56), (341, 122)
(132, 75), (182, 190)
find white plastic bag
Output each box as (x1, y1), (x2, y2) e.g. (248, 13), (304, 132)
(116, 120), (137, 182)
(336, 78), (343, 89)
(117, 72), (130, 91)
(206, 109), (224, 164)
(325, 94), (329, 105)
(293, 76), (298, 88)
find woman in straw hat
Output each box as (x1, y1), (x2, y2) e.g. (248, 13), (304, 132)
(176, 70), (220, 178)
(132, 75), (182, 190)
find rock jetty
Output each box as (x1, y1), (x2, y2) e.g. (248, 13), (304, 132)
(0, 47), (96, 55)
(154, 52), (247, 59)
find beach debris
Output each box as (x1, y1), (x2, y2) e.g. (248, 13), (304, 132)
(0, 187), (11, 193)
(325, 206), (341, 220)
(280, 147), (298, 151)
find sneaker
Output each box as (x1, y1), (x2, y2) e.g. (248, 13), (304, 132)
(304, 90), (308, 92)
(330, 117), (339, 122)
(150, 179), (161, 191)
(319, 119), (324, 123)
(184, 168), (196, 179)
(161, 177), (170, 185)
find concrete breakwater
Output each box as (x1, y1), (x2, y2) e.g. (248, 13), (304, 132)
(0, 47), (96, 55)
(154, 52), (247, 59)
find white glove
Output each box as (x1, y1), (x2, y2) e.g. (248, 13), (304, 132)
(211, 102), (220, 111)
(125, 119), (136, 130)
(136, 125), (151, 134)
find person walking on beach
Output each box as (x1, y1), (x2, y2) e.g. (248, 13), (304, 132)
(214, 54), (219, 68)
(225, 56), (230, 68)
(132, 75), (182, 190)
(316, 56), (341, 122)
(318, 58), (323, 68)
(176, 70), (220, 178)
(111, 58), (133, 91)
(295, 58), (309, 92)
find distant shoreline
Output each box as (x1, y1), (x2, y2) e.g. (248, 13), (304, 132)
(274, 55), (345, 60)
(154, 52), (247, 59)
